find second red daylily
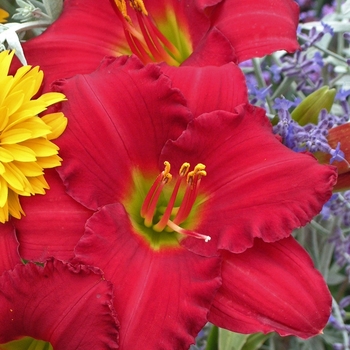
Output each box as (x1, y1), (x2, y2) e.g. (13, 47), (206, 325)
(315, 123), (350, 191)
(40, 56), (336, 349)
(13, 0), (299, 90)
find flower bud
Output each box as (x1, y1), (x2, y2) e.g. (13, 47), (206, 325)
(291, 86), (336, 125)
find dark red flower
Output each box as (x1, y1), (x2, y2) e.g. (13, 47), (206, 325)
(47, 56), (336, 348)
(315, 123), (350, 191)
(14, 0), (299, 90)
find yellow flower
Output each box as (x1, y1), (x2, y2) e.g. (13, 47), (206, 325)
(0, 9), (9, 23)
(0, 50), (67, 222)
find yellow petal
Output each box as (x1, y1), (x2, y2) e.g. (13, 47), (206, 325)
(3, 91), (25, 116)
(37, 92), (66, 106)
(8, 190), (25, 219)
(0, 106), (9, 131)
(0, 51), (15, 77)
(2, 144), (36, 162)
(42, 112), (68, 140)
(28, 175), (49, 194)
(2, 162), (30, 192)
(36, 154), (62, 168)
(1, 128), (32, 144)
(0, 177), (8, 207)
(21, 138), (59, 157)
(14, 161), (43, 177)
(16, 119), (51, 138)
(0, 9), (9, 23)
(0, 202), (9, 223)
(0, 146), (14, 162)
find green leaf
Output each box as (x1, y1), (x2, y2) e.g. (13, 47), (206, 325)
(218, 329), (270, 350)
(42, 0), (63, 20)
(218, 329), (249, 350)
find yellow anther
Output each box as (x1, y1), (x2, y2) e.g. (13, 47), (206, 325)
(129, 0), (148, 15)
(163, 161), (171, 176)
(179, 162), (190, 176)
(186, 163), (206, 183)
(114, 0), (132, 23)
(197, 170), (207, 177)
(163, 173), (172, 184)
(187, 170), (195, 185)
(194, 163), (206, 173)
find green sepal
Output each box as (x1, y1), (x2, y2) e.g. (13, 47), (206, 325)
(291, 86), (336, 126)
(218, 328), (271, 350)
(0, 336), (53, 350)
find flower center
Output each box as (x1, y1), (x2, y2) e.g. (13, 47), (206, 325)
(113, 0), (192, 66)
(125, 161), (210, 250)
(0, 336), (53, 350)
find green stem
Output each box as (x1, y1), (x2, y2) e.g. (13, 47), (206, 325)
(298, 34), (349, 65)
(332, 297), (350, 349)
(205, 325), (218, 350)
(310, 220), (331, 235)
(5, 20), (52, 33)
(271, 76), (305, 101)
(252, 58), (274, 114)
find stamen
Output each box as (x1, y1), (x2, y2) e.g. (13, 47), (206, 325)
(153, 162), (190, 232)
(173, 164), (206, 225)
(167, 220), (211, 242)
(140, 162), (207, 241)
(113, 0), (182, 65)
(129, 0), (148, 15)
(140, 161), (172, 227)
(114, 0), (131, 23)
(124, 30), (154, 64)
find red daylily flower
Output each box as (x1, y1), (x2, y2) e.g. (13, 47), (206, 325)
(0, 258), (119, 349)
(14, 0), (299, 90)
(48, 56), (336, 349)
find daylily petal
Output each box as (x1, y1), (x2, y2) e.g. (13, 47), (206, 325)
(0, 223), (21, 275)
(202, 0), (300, 63)
(161, 61), (247, 117)
(74, 203), (222, 349)
(208, 236), (331, 338)
(0, 259), (119, 349)
(12, 0), (128, 91)
(334, 172), (350, 192)
(181, 28), (236, 66)
(13, 169), (93, 262)
(54, 56), (191, 210)
(161, 105), (337, 255)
